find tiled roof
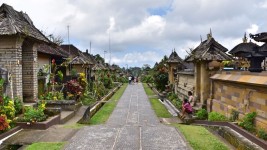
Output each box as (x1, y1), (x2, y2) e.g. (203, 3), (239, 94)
(0, 3), (49, 42)
(211, 72), (267, 86)
(37, 44), (68, 57)
(185, 37), (233, 62)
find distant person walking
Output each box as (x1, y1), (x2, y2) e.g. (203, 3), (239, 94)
(128, 76), (132, 84)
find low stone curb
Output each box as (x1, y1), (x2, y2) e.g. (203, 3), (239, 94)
(0, 126), (21, 141)
(193, 120), (266, 150)
(16, 115), (60, 130)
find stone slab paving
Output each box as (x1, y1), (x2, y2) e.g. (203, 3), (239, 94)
(65, 83), (189, 150)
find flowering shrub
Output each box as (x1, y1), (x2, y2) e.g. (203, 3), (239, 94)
(78, 73), (87, 90)
(0, 114), (10, 132)
(65, 80), (83, 100)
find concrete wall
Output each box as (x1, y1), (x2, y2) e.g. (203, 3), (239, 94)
(210, 71), (267, 130)
(37, 53), (50, 70)
(175, 71), (195, 100)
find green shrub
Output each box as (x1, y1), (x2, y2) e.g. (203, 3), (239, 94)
(208, 112), (227, 121)
(229, 109), (239, 122)
(257, 128), (267, 140)
(196, 109), (208, 120)
(239, 112), (257, 132)
(14, 97), (23, 115)
(23, 107), (47, 122)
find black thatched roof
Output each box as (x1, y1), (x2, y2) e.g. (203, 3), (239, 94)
(259, 43), (267, 52)
(167, 50), (183, 63)
(37, 44), (68, 57)
(229, 42), (259, 57)
(185, 36), (232, 62)
(250, 32), (267, 42)
(0, 3), (49, 42)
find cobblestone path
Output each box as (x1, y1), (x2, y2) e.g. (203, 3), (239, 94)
(65, 83), (189, 150)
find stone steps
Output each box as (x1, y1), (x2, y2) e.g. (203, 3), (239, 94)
(60, 111), (75, 124)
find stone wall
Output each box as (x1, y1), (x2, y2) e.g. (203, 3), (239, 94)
(175, 71), (195, 100)
(209, 71), (267, 130)
(0, 35), (23, 99)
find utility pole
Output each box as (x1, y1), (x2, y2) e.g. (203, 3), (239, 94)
(67, 25), (70, 55)
(109, 32), (111, 65)
(90, 41), (91, 54)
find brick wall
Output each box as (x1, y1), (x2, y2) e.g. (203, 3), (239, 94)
(210, 71), (267, 130)
(22, 41), (38, 102)
(0, 36), (23, 99)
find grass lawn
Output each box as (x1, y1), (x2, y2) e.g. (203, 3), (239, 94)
(173, 124), (229, 150)
(26, 142), (65, 150)
(143, 83), (172, 118)
(89, 83), (127, 125)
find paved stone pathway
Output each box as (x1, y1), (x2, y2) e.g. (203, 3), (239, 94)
(65, 83), (189, 150)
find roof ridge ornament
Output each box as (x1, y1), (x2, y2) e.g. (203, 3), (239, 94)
(207, 28), (213, 40)
(243, 32), (248, 43)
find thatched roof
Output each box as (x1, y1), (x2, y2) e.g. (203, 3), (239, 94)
(167, 50), (183, 64)
(60, 44), (80, 56)
(82, 51), (97, 65)
(0, 3), (49, 42)
(229, 35), (259, 57)
(259, 43), (267, 52)
(37, 44), (68, 57)
(185, 35), (232, 62)
(61, 44), (96, 65)
(250, 32), (267, 42)
(92, 62), (107, 71)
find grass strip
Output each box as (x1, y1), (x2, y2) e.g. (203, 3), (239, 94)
(173, 124), (229, 150)
(89, 83), (127, 125)
(26, 142), (65, 150)
(143, 83), (172, 118)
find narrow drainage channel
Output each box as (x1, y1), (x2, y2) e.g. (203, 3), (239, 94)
(0, 129), (22, 150)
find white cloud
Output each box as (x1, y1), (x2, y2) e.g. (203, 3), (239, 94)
(1, 0), (267, 67)
(246, 24), (259, 34)
(107, 17), (116, 33)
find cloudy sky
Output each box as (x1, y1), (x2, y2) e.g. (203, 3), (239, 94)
(2, 0), (267, 67)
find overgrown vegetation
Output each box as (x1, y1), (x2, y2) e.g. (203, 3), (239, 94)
(167, 92), (182, 110)
(239, 112), (257, 132)
(173, 124), (229, 150)
(208, 112), (228, 121)
(196, 109), (208, 120)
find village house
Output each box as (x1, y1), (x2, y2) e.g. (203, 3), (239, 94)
(0, 3), (50, 102)
(171, 32), (267, 130)
(60, 44), (96, 81)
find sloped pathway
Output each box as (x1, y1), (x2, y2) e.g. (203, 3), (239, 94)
(64, 83), (189, 150)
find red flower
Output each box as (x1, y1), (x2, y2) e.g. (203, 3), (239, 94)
(52, 59), (55, 64)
